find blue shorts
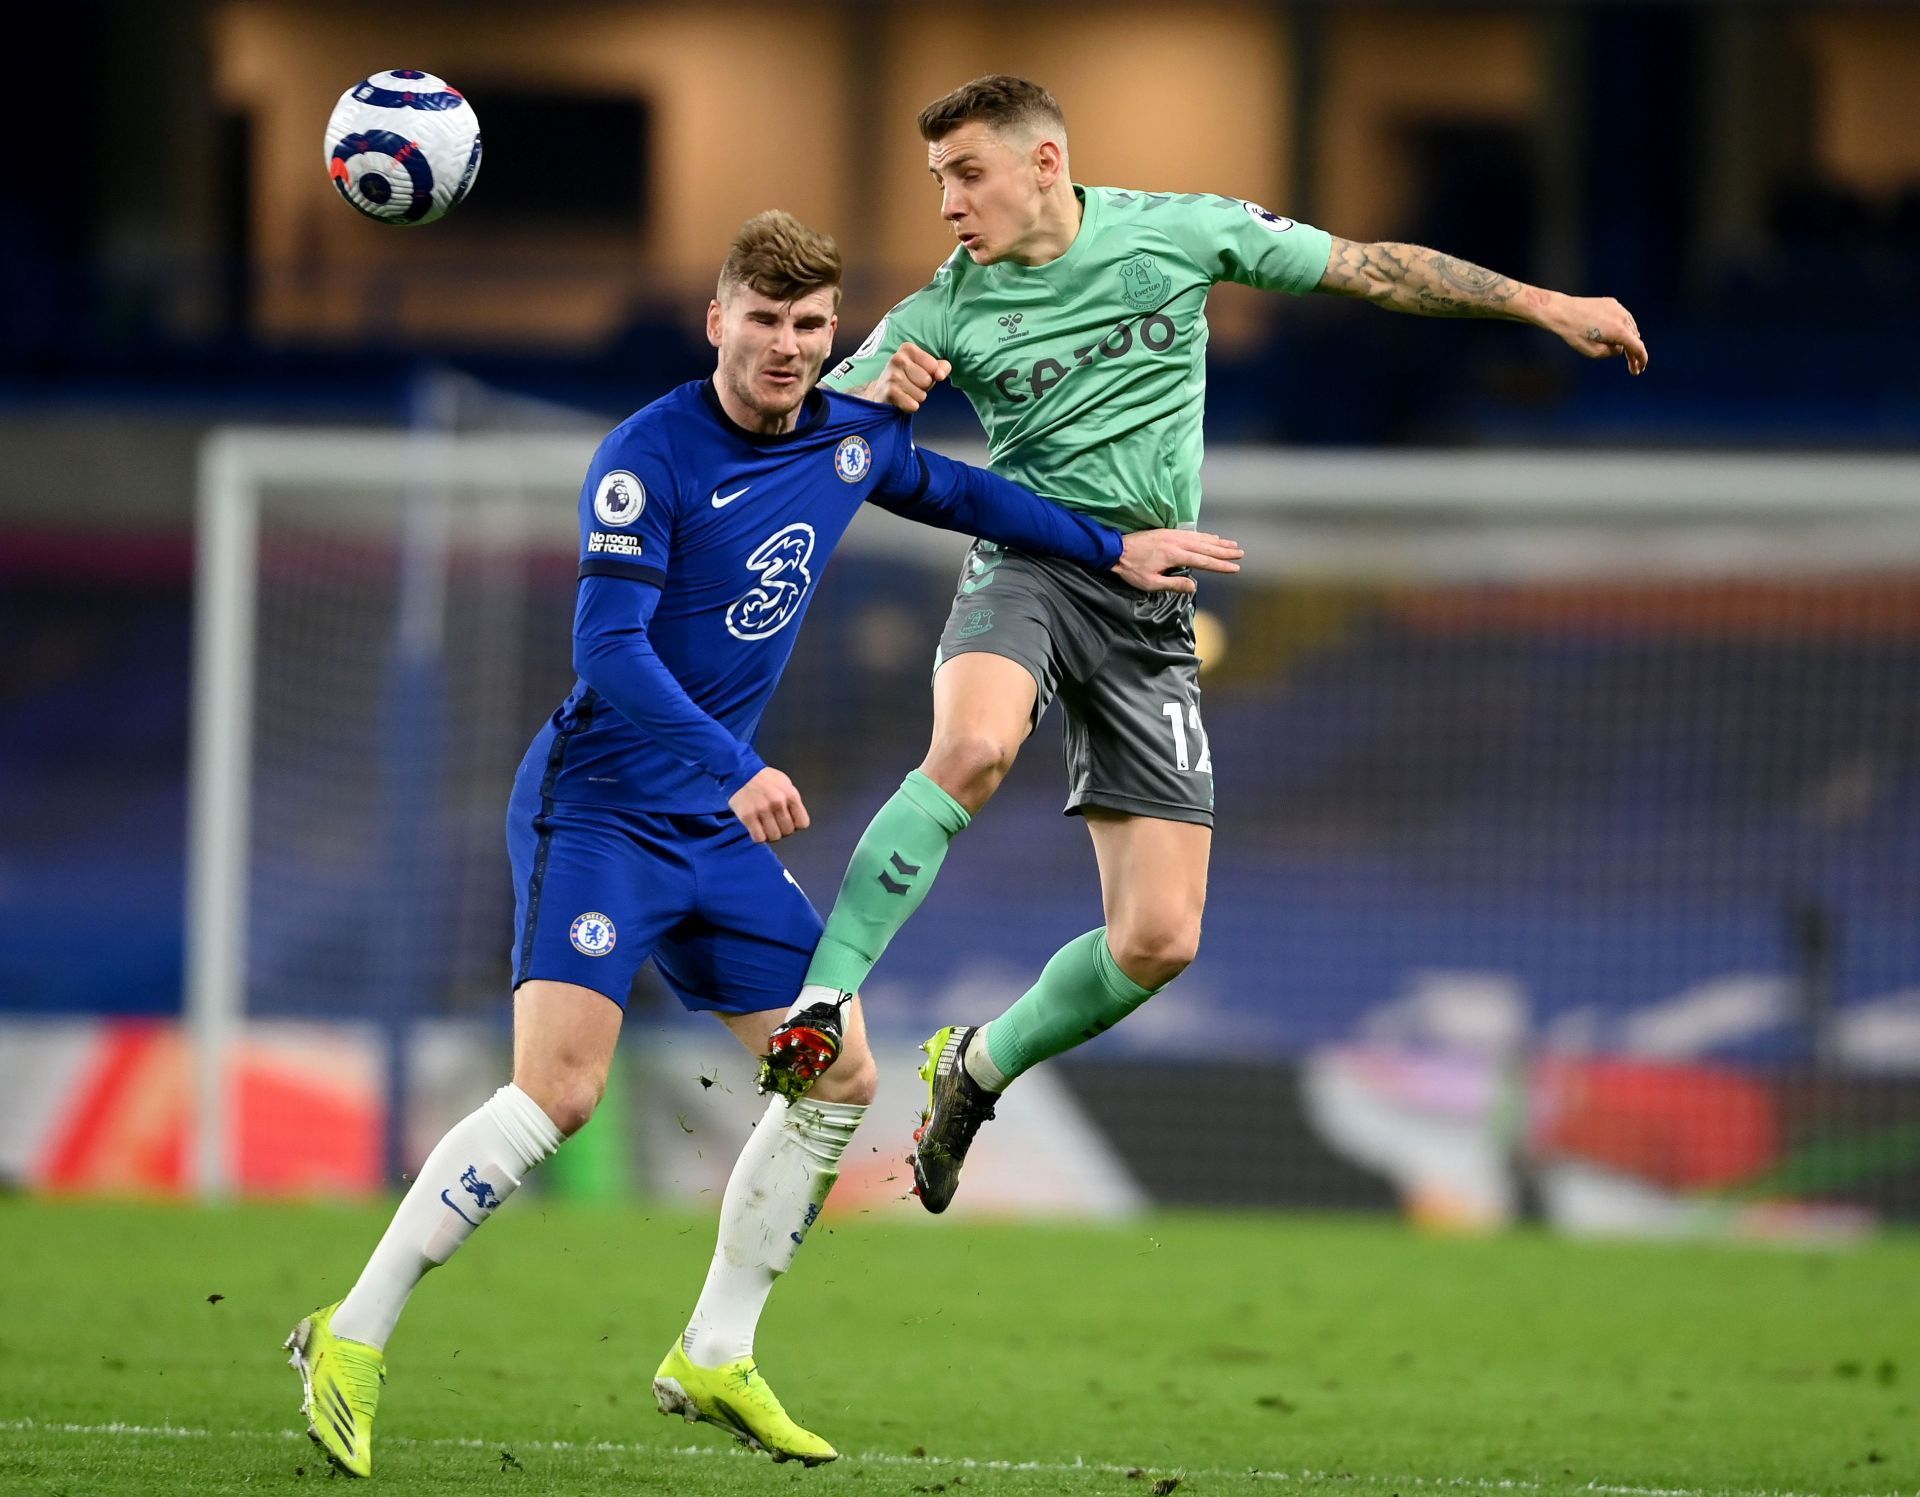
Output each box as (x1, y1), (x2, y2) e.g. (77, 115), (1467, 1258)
(505, 778), (823, 1015)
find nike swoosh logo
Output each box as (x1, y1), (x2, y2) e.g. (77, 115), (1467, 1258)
(711, 486), (751, 508)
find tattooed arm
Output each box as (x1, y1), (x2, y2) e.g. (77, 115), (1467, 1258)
(1316, 236), (1648, 374)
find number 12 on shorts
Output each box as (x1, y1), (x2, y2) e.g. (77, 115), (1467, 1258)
(1162, 702), (1213, 773)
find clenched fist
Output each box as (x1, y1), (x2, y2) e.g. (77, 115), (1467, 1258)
(730, 765), (810, 844)
(858, 341), (952, 413)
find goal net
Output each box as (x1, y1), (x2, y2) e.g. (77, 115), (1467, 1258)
(189, 430), (1920, 1225)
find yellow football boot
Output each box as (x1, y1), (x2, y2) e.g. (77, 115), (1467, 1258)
(653, 1342), (837, 1465)
(284, 1302), (386, 1477)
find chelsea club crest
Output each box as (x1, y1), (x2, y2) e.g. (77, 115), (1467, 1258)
(569, 912), (617, 957)
(834, 435), (872, 484)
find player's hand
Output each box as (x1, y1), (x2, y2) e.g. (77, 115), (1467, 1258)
(730, 766), (810, 844)
(866, 341), (951, 413)
(1542, 293), (1648, 375)
(1112, 529), (1244, 595)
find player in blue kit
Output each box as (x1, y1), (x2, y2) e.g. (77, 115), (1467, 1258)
(282, 210), (1243, 1477)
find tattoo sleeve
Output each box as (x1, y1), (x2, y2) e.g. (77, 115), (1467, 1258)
(1316, 236), (1533, 320)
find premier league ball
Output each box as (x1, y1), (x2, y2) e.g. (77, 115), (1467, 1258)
(324, 70), (482, 226)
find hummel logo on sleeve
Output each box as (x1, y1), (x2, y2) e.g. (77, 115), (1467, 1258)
(711, 486), (751, 508)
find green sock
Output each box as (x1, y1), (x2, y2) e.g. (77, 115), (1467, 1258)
(984, 928), (1159, 1086)
(803, 770), (971, 993)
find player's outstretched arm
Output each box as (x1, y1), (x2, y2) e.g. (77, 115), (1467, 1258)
(1315, 237), (1648, 374)
(874, 445), (1243, 595)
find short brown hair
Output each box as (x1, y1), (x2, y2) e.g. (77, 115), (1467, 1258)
(917, 75), (1066, 144)
(717, 210), (843, 306)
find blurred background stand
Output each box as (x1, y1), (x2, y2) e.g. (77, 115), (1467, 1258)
(3, 0), (1919, 1237)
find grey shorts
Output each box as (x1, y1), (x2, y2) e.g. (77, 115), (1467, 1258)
(936, 541), (1214, 827)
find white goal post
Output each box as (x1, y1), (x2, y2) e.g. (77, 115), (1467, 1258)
(187, 430), (1920, 1198)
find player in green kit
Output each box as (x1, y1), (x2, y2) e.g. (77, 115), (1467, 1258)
(758, 75), (1649, 1210)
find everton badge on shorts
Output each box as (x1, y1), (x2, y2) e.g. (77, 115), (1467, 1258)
(833, 435), (872, 484)
(594, 470), (645, 527)
(569, 911), (617, 957)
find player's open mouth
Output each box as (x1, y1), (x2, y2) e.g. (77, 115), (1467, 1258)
(763, 370), (798, 385)
(958, 233), (980, 249)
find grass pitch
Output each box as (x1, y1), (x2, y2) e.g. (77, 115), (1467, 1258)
(0, 1198), (1914, 1496)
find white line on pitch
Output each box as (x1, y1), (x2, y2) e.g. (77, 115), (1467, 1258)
(0, 1417), (1888, 1497)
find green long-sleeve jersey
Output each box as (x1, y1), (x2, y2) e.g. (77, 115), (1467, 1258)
(824, 185), (1332, 531)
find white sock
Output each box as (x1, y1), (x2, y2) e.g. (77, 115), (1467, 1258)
(964, 1022), (1011, 1093)
(682, 1095), (864, 1366)
(782, 982), (851, 1022)
(331, 1083), (563, 1351)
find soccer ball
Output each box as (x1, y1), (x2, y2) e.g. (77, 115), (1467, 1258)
(324, 70), (482, 226)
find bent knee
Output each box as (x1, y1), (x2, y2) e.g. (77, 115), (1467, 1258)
(514, 1070), (604, 1137)
(810, 1051), (878, 1108)
(1107, 924), (1201, 991)
(922, 731), (1020, 807)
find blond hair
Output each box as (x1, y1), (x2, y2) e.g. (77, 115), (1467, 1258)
(717, 210), (843, 306)
(917, 75), (1066, 143)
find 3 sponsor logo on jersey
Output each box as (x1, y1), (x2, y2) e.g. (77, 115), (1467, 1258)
(1241, 200), (1296, 233)
(593, 470), (645, 526)
(569, 912), (617, 957)
(587, 531), (644, 557)
(711, 485), (751, 508)
(727, 522), (817, 641)
(833, 435), (872, 483)
(997, 312), (1027, 343)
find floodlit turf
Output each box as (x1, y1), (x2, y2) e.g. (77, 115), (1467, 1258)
(0, 1198), (1914, 1496)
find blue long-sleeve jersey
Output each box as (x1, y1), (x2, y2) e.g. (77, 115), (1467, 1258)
(519, 378), (1124, 813)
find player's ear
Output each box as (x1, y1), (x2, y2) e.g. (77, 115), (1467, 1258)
(706, 299), (723, 349)
(1032, 136), (1065, 187)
